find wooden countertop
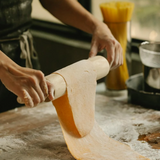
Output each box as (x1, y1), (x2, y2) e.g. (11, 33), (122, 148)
(0, 83), (160, 160)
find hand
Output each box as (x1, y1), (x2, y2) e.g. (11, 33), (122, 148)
(89, 22), (123, 70)
(0, 55), (54, 107)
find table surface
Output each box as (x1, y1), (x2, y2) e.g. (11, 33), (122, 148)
(0, 83), (160, 160)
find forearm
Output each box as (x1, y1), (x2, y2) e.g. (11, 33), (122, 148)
(0, 50), (18, 79)
(39, 0), (123, 70)
(0, 50), (54, 107)
(40, 0), (101, 34)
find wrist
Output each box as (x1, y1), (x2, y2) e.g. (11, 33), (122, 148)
(0, 61), (7, 81)
(87, 18), (106, 35)
(85, 16), (100, 34)
(0, 50), (17, 79)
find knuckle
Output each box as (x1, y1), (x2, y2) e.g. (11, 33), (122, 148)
(89, 50), (94, 56)
(112, 61), (116, 66)
(118, 61), (121, 66)
(20, 89), (26, 97)
(28, 76), (36, 85)
(40, 96), (45, 103)
(33, 95), (41, 106)
(115, 59), (119, 65)
(20, 77), (35, 86)
(35, 70), (45, 80)
(98, 45), (105, 52)
(33, 99), (40, 107)
(109, 39), (116, 46)
(110, 54), (114, 60)
(37, 70), (44, 78)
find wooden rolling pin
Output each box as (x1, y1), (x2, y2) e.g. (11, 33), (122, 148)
(17, 56), (110, 104)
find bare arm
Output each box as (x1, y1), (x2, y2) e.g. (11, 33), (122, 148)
(40, 0), (96, 34)
(40, 0), (123, 70)
(0, 50), (54, 107)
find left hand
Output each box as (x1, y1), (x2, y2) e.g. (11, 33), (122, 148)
(89, 22), (123, 70)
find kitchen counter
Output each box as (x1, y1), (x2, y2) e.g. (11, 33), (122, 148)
(0, 83), (160, 160)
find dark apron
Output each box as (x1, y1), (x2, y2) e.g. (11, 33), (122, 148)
(0, 0), (40, 112)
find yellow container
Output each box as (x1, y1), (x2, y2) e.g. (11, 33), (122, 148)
(100, 1), (134, 90)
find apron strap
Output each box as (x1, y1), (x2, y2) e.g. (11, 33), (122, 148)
(20, 30), (37, 68)
(0, 30), (37, 69)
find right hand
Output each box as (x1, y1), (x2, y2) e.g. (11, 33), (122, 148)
(0, 59), (54, 107)
(89, 22), (123, 70)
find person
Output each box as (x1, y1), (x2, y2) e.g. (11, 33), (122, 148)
(0, 0), (123, 112)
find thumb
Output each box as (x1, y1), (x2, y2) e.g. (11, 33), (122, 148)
(89, 42), (98, 57)
(45, 81), (54, 102)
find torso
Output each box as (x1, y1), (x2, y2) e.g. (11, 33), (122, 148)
(0, 0), (39, 113)
(0, 0), (32, 38)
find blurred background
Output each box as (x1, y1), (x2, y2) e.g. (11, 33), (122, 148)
(30, 0), (160, 77)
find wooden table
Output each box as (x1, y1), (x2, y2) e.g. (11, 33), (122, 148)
(0, 83), (160, 160)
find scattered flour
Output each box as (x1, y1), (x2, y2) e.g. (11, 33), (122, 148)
(0, 95), (160, 160)
(95, 94), (160, 160)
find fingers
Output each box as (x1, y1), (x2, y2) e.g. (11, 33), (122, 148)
(18, 80), (54, 108)
(1, 61), (54, 108)
(23, 75), (55, 107)
(106, 40), (123, 70)
(18, 84), (44, 108)
(89, 22), (123, 70)
(89, 37), (123, 70)
(46, 81), (54, 101)
(106, 44), (115, 70)
(40, 79), (48, 99)
(27, 71), (46, 106)
(89, 42), (98, 58)
(89, 42), (107, 58)
(22, 89), (36, 108)
(16, 70), (54, 108)
(45, 80), (55, 102)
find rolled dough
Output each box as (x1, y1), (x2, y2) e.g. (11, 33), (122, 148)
(53, 60), (96, 138)
(52, 59), (149, 160)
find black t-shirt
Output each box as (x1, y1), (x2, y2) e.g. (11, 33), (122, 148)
(0, 0), (32, 38)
